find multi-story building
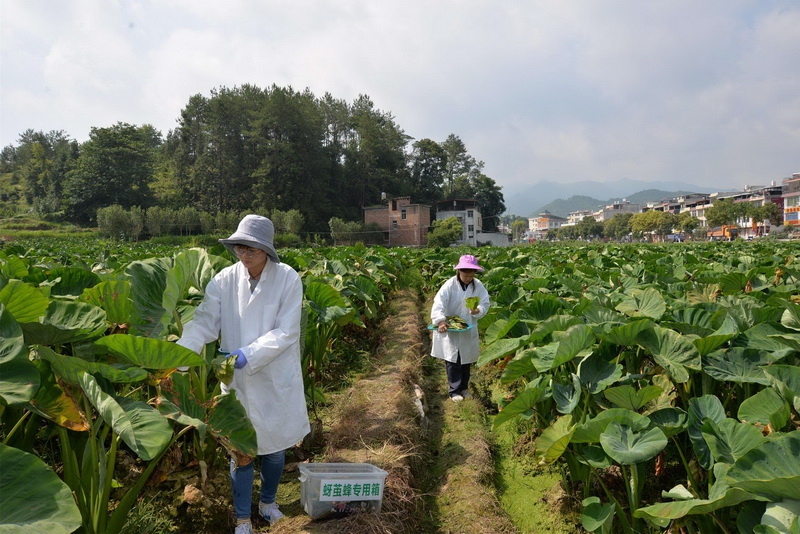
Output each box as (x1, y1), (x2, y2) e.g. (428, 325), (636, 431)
(527, 210), (567, 239)
(363, 196), (430, 246)
(783, 173), (800, 227)
(596, 199), (641, 221)
(434, 199), (511, 246)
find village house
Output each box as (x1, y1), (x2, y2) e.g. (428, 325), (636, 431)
(363, 196), (430, 247)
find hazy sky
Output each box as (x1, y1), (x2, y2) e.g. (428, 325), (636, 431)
(2, 0), (798, 194)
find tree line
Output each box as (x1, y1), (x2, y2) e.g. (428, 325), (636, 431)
(0, 84), (505, 234)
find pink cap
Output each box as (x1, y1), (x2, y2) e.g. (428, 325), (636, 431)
(454, 254), (484, 272)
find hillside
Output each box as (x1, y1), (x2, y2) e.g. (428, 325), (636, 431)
(530, 189), (696, 218)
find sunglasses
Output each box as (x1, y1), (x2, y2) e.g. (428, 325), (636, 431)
(233, 245), (265, 258)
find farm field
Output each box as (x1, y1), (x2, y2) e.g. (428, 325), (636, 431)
(2, 238), (800, 533)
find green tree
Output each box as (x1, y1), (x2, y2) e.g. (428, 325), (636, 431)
(604, 213), (633, 240)
(576, 216), (604, 239)
(630, 211), (675, 242)
(510, 220), (528, 243)
(408, 138), (447, 206)
(63, 123), (159, 223)
(427, 216), (462, 247)
(675, 211), (699, 237)
(748, 202), (781, 235)
(704, 199), (747, 229)
(441, 134), (476, 197)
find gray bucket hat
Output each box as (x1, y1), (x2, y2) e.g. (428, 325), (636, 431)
(219, 214), (280, 263)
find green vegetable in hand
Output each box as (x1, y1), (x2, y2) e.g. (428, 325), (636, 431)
(446, 315), (469, 329)
(465, 296), (480, 310)
(212, 351), (237, 385)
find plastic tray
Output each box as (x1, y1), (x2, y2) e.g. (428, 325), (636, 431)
(427, 323), (473, 332)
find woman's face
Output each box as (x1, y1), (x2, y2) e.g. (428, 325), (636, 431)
(458, 269), (476, 283)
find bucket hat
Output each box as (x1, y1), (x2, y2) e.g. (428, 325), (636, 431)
(220, 214), (280, 263)
(454, 254), (484, 272)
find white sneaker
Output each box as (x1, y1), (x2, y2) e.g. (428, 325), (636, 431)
(450, 394), (464, 402)
(259, 501), (285, 525)
(234, 521), (253, 534)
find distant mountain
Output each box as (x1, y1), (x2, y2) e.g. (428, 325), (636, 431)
(503, 179), (724, 217)
(531, 189), (696, 218)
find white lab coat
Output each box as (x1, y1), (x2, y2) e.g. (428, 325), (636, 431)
(177, 260), (310, 455)
(430, 275), (490, 364)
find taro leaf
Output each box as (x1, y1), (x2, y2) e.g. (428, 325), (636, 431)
(577, 352), (623, 395)
(554, 373), (582, 414)
(769, 332), (800, 353)
(603, 385), (663, 411)
(702, 348), (771, 386)
(494, 285), (525, 308)
(126, 256), (172, 338)
(493, 378), (548, 428)
(637, 326), (701, 384)
(305, 281), (357, 326)
(688, 395), (726, 470)
(571, 408), (650, 444)
(522, 294), (564, 321)
(20, 300), (107, 346)
(577, 445), (613, 469)
(158, 249), (218, 338)
(726, 431), (800, 501)
(500, 348), (538, 383)
(670, 307), (715, 336)
(163, 370), (205, 421)
(599, 319), (654, 346)
(736, 501), (767, 534)
(760, 500), (800, 533)
(738, 388), (791, 431)
(484, 317), (520, 345)
(615, 288), (666, 319)
(719, 272), (751, 294)
(0, 253), (28, 279)
(534, 414), (575, 465)
(554, 324), (596, 368)
(0, 280), (49, 323)
(647, 373), (678, 412)
(764, 365), (800, 414)
(156, 397), (207, 441)
(780, 301), (800, 331)
(27, 359), (89, 431)
(530, 341), (558, 373)
(35, 345), (148, 385)
(0, 304), (39, 406)
(600, 422), (667, 465)
(530, 315), (583, 344)
(692, 333), (736, 357)
(648, 408), (689, 438)
(93, 334), (206, 369)
(47, 267), (100, 297)
(581, 496), (615, 533)
(477, 337), (527, 367)
(701, 418), (767, 465)
(206, 390), (258, 457)
(81, 280), (133, 326)
(737, 323), (796, 361)
(0, 442), (82, 534)
(79, 373), (173, 461)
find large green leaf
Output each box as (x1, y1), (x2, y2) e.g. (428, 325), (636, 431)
(156, 397), (207, 441)
(79, 373), (173, 461)
(35, 345), (148, 385)
(600, 319), (655, 346)
(0, 304), (39, 407)
(554, 324), (596, 368)
(493, 378), (547, 428)
(637, 326), (701, 384)
(615, 288), (666, 319)
(499, 348), (538, 383)
(534, 415), (575, 465)
(20, 300), (107, 346)
(600, 422), (667, 465)
(702, 348), (772, 386)
(581, 496), (615, 533)
(93, 334), (206, 369)
(648, 408), (689, 438)
(126, 256), (171, 338)
(158, 249), (218, 338)
(81, 280), (132, 325)
(701, 418), (767, 465)
(738, 388), (791, 431)
(764, 365), (800, 414)
(0, 443), (82, 534)
(0, 280), (49, 323)
(726, 431), (800, 501)
(304, 281), (356, 326)
(206, 390), (258, 457)
(46, 267), (101, 297)
(604, 385), (663, 411)
(553, 373), (581, 414)
(572, 409), (651, 444)
(692, 333), (736, 357)
(688, 395), (726, 470)
(477, 337), (527, 366)
(577, 352), (623, 395)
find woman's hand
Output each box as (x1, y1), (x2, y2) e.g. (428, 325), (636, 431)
(437, 321), (447, 333)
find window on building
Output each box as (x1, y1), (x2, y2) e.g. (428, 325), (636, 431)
(392, 220), (398, 230)
(401, 209), (407, 220)
(468, 225), (474, 232)
(467, 210), (473, 218)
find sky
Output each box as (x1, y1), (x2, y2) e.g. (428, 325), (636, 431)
(2, 0), (799, 200)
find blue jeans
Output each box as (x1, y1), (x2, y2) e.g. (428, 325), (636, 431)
(230, 450), (286, 519)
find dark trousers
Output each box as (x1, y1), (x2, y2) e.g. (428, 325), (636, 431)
(445, 352), (471, 396)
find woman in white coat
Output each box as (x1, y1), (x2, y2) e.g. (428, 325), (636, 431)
(430, 254), (490, 402)
(177, 215), (310, 534)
